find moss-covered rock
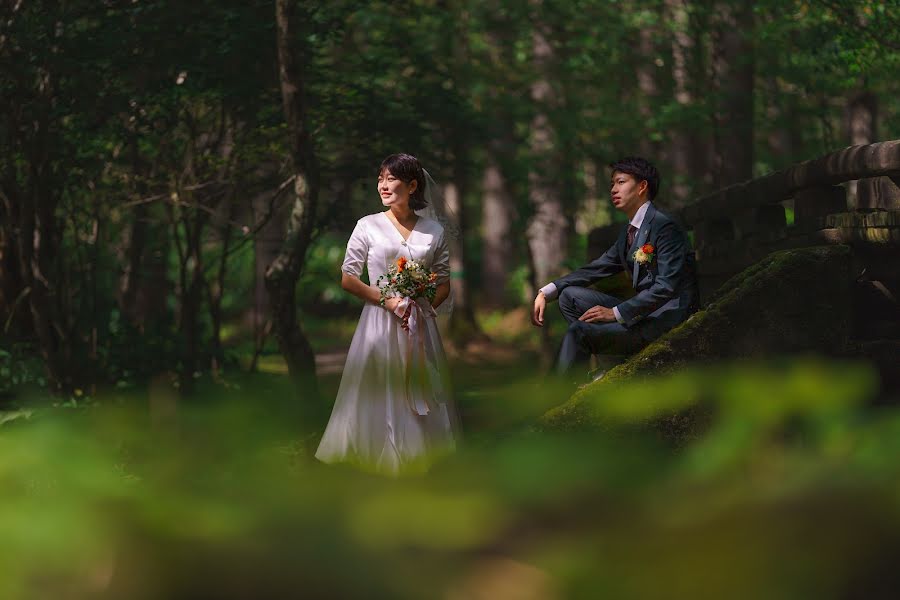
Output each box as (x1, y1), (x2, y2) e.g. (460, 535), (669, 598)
(537, 245), (856, 434)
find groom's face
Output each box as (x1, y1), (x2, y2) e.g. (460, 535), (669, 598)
(610, 171), (648, 214)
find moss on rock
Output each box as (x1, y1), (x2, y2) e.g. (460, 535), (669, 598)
(537, 245), (856, 434)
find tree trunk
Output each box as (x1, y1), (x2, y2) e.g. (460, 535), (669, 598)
(207, 118), (237, 376)
(169, 202), (208, 395)
(266, 0), (319, 398)
(481, 10), (523, 308)
(710, 0), (755, 188)
(250, 188), (284, 369)
(764, 76), (794, 167)
(481, 154), (514, 308)
(575, 158), (613, 237)
(180, 261), (202, 394)
(526, 1), (567, 292)
(9, 183), (66, 391)
(438, 1), (484, 342)
(5, 59), (68, 390)
(847, 93), (877, 149)
(208, 202), (234, 377)
(637, 28), (661, 159)
(133, 212), (171, 333)
(845, 90), (883, 209)
(444, 162), (484, 342)
(666, 0), (703, 205)
(119, 202), (149, 324)
(0, 204), (27, 336)
(0, 214), (9, 321)
(118, 120), (149, 325)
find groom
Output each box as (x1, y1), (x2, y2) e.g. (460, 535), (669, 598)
(532, 156), (697, 376)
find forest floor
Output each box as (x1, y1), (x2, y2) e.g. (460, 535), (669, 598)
(250, 306), (572, 439)
(0, 307), (575, 438)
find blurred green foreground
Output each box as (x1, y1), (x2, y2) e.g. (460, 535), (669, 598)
(1, 359), (899, 599)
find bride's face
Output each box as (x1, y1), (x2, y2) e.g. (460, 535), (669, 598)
(378, 169), (417, 208)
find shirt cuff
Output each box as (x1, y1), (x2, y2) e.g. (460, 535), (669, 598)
(613, 306), (625, 324)
(539, 282), (558, 301)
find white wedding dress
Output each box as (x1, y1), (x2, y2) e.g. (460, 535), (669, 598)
(315, 212), (460, 475)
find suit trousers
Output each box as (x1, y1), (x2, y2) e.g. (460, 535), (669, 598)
(555, 286), (647, 375)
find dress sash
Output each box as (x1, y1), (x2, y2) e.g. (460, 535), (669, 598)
(393, 297), (440, 416)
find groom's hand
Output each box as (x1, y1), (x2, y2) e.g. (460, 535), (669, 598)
(532, 292), (547, 327)
(579, 305), (616, 323)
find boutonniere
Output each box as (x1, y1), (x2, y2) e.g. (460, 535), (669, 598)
(633, 243), (655, 265)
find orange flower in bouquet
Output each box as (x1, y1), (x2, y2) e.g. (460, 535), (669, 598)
(378, 257), (438, 307)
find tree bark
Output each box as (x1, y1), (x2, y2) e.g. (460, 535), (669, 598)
(208, 198), (235, 377)
(119, 121), (150, 327)
(436, 1), (484, 342)
(444, 154), (485, 342)
(266, 0), (319, 397)
(764, 76), (794, 167)
(526, 1), (567, 292)
(250, 189), (277, 362)
(846, 91), (876, 147)
(481, 154), (514, 308)
(8, 181), (66, 391)
(0, 202), (26, 335)
(637, 28), (661, 159)
(119, 203), (149, 323)
(1, 44), (68, 390)
(666, 0), (704, 205)
(845, 90), (882, 209)
(710, 0), (755, 188)
(167, 192), (209, 395)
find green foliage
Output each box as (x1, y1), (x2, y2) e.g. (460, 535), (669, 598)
(297, 232), (356, 309)
(0, 344), (46, 395)
(0, 359), (898, 597)
(2, 0), (898, 391)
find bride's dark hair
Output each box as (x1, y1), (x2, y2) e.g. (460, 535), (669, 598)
(379, 153), (428, 211)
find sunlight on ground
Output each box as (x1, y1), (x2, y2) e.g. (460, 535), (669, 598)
(477, 307), (547, 346)
(236, 354), (289, 375)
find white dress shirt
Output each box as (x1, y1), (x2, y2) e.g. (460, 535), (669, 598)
(539, 201), (652, 325)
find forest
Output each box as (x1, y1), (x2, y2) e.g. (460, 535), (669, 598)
(1, 0), (899, 597)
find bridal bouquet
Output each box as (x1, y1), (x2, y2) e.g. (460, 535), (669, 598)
(377, 256), (438, 307)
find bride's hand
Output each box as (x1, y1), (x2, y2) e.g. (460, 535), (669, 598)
(385, 296), (411, 329)
(383, 297), (403, 312)
(385, 296), (411, 318)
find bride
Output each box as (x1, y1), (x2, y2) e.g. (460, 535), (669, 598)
(315, 153), (461, 475)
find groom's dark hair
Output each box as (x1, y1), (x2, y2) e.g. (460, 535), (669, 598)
(609, 156), (660, 200)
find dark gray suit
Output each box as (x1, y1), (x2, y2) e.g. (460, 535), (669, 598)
(552, 203), (697, 373)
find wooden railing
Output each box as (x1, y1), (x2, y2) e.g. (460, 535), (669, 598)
(677, 140), (900, 300)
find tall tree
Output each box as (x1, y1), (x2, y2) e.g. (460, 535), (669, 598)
(526, 0), (568, 292)
(0, 2), (72, 390)
(266, 0), (320, 396)
(474, 2), (526, 309)
(637, 26), (662, 159)
(481, 154), (515, 308)
(710, 0), (755, 187)
(666, 0), (704, 204)
(440, 0), (483, 340)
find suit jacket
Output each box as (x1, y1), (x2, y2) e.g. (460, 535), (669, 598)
(552, 203), (697, 340)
